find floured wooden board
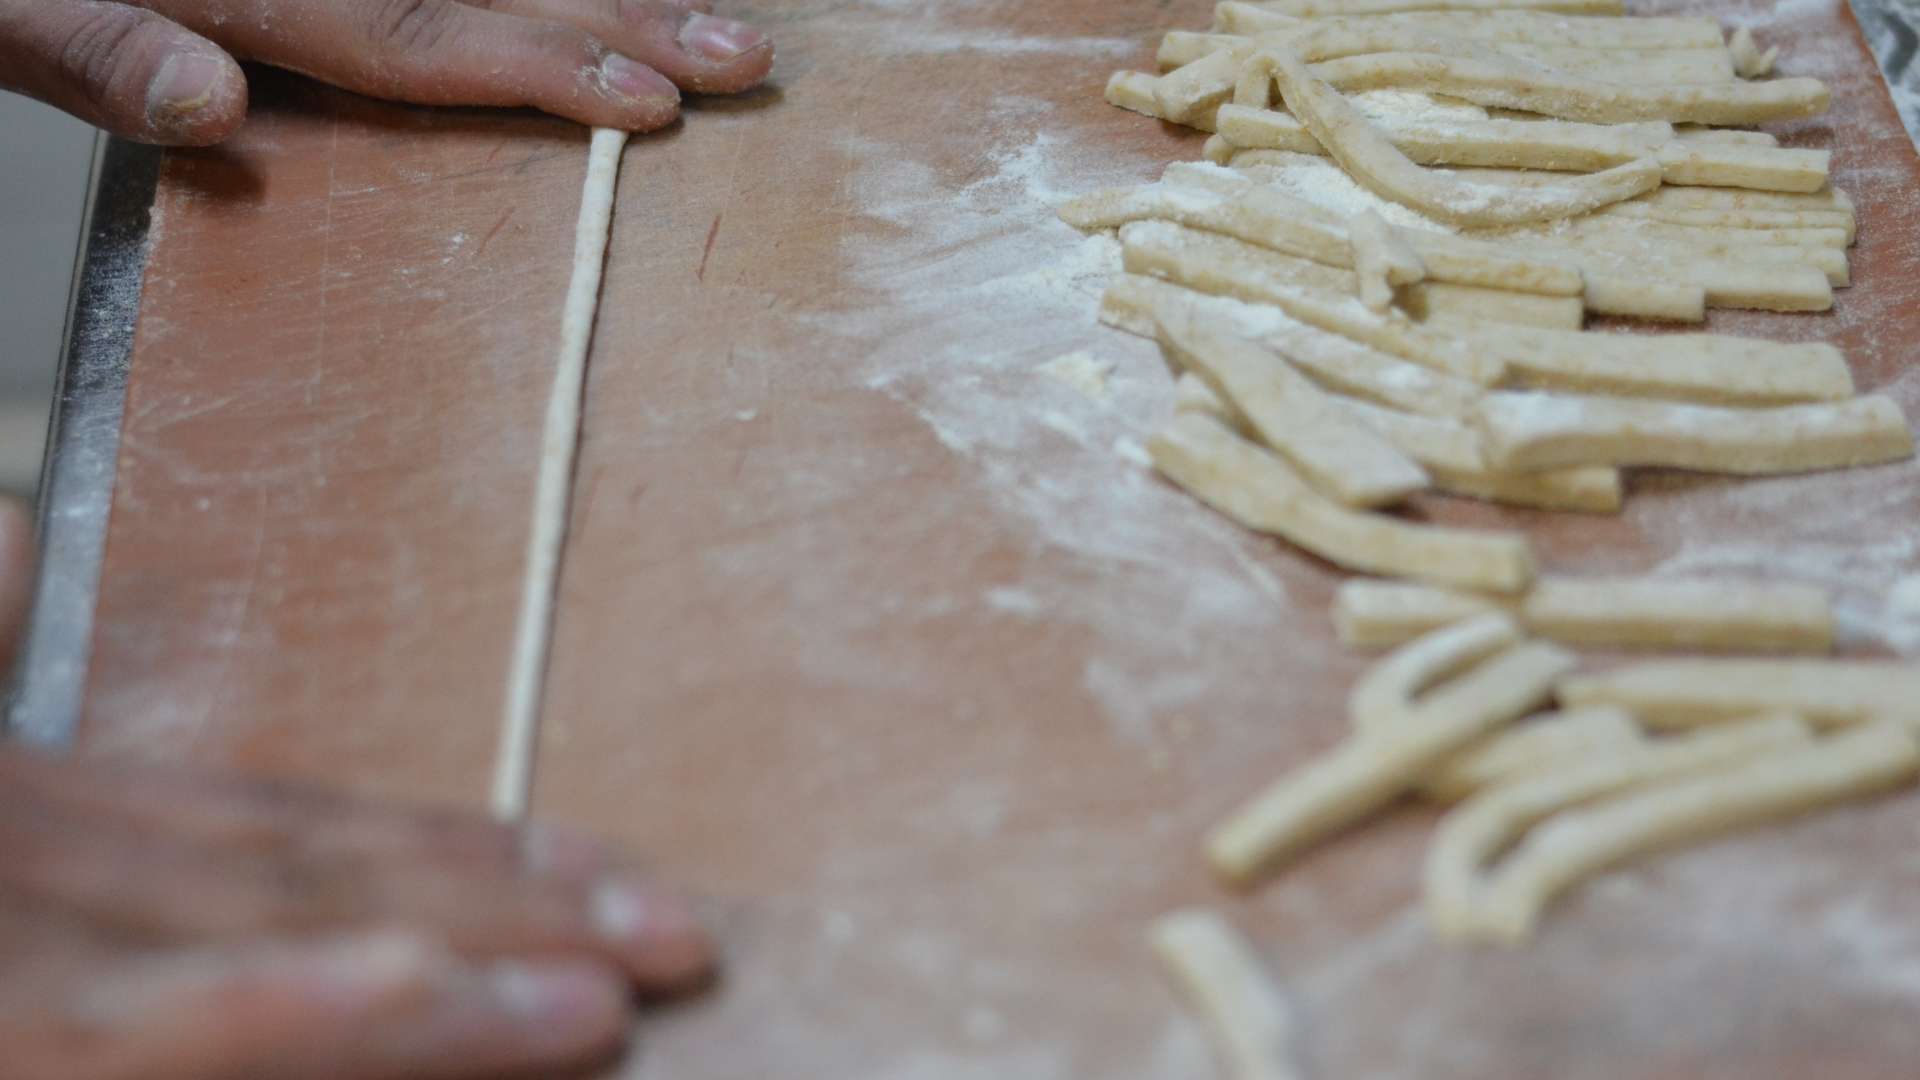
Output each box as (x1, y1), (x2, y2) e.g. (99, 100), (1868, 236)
(83, 0), (1920, 1076)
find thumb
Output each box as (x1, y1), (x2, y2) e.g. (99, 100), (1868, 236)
(0, 0), (246, 146)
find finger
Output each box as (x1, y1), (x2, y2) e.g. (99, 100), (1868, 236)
(0, 495), (35, 671)
(0, 748), (612, 883)
(475, 0), (774, 95)
(0, 801), (716, 994)
(142, 0), (682, 132)
(0, 0), (245, 145)
(4, 933), (627, 1080)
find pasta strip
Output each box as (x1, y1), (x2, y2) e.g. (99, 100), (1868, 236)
(1450, 323), (1858, 406)
(1150, 911), (1303, 1080)
(1331, 578), (1836, 653)
(1427, 715), (1815, 940)
(1148, 413), (1537, 592)
(1557, 660), (1920, 731)
(1474, 392), (1914, 475)
(1214, 5), (1723, 49)
(1473, 722), (1920, 942)
(1207, 619), (1574, 884)
(1420, 706), (1644, 803)
(1159, 314), (1430, 507)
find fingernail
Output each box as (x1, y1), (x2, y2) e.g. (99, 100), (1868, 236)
(678, 13), (768, 63)
(147, 53), (224, 124)
(591, 878), (715, 986)
(522, 825), (604, 878)
(599, 54), (678, 105)
(489, 962), (618, 1023)
(591, 878), (695, 944)
(305, 933), (437, 1005)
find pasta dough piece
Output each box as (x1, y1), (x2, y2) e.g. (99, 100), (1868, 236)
(1331, 578), (1836, 652)
(1256, 48), (1664, 227)
(1207, 617), (1574, 884)
(1502, 228), (1850, 289)
(1118, 224), (1506, 383)
(1349, 209), (1424, 312)
(1348, 612), (1523, 730)
(1122, 218), (1357, 297)
(1474, 722), (1920, 942)
(1216, 105), (1671, 172)
(1330, 397), (1624, 513)
(1473, 392), (1914, 475)
(1427, 715), (1815, 940)
(1313, 49), (1830, 125)
(1557, 660), (1920, 731)
(1250, 0), (1625, 17)
(1449, 322), (1856, 405)
(1654, 141), (1829, 193)
(1157, 48), (1245, 125)
(1728, 27), (1780, 80)
(1163, 32), (1736, 83)
(1401, 283), (1584, 329)
(1148, 412), (1537, 592)
(1159, 315), (1430, 507)
(1420, 706), (1645, 802)
(1214, 6), (1723, 49)
(1596, 202), (1856, 244)
(1150, 911), (1302, 1080)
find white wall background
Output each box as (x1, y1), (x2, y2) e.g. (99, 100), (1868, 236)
(0, 97), (95, 499)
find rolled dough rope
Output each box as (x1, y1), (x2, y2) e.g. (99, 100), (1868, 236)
(1257, 48), (1665, 228)
(1347, 612), (1524, 730)
(492, 127), (630, 821)
(1204, 134), (1239, 165)
(1329, 577), (1836, 653)
(1330, 396), (1624, 513)
(1473, 392), (1915, 476)
(1248, 0), (1626, 17)
(1206, 626), (1575, 884)
(1158, 314), (1431, 507)
(1419, 705), (1645, 803)
(1148, 412), (1537, 592)
(1728, 27), (1780, 80)
(1348, 209), (1424, 312)
(1427, 714), (1815, 941)
(1474, 722), (1920, 943)
(1214, 5), (1726, 50)
(1557, 660), (1920, 731)
(1450, 323), (1857, 406)
(1478, 236), (1836, 312)
(1542, 217), (1853, 251)
(1673, 126), (1778, 146)
(1149, 910), (1304, 1080)
(1116, 222), (1506, 383)
(1401, 283), (1585, 330)
(1654, 142), (1831, 194)
(1312, 49), (1831, 125)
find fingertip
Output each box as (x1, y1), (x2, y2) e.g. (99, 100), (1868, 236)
(144, 51), (248, 146)
(595, 53), (682, 132)
(486, 960), (630, 1059)
(589, 878), (719, 992)
(672, 14), (775, 94)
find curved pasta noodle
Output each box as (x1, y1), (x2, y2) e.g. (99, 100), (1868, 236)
(1421, 706), (1645, 803)
(1208, 622), (1574, 884)
(1473, 723), (1920, 942)
(1257, 49), (1664, 228)
(1427, 715), (1815, 940)
(1349, 613), (1525, 730)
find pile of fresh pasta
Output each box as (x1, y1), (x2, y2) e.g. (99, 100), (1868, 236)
(1059, 0), (1920, 1067)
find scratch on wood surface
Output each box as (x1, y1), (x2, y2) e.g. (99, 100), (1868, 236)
(697, 213), (724, 282)
(476, 207), (516, 258)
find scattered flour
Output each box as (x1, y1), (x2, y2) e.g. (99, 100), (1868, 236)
(1037, 350), (1116, 400)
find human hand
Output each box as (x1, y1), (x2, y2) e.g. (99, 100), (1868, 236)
(0, 742), (716, 1079)
(0, 0), (774, 145)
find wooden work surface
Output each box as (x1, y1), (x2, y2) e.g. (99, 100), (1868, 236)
(79, 0), (1920, 1075)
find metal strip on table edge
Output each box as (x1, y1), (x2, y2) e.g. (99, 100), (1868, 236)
(5, 136), (162, 747)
